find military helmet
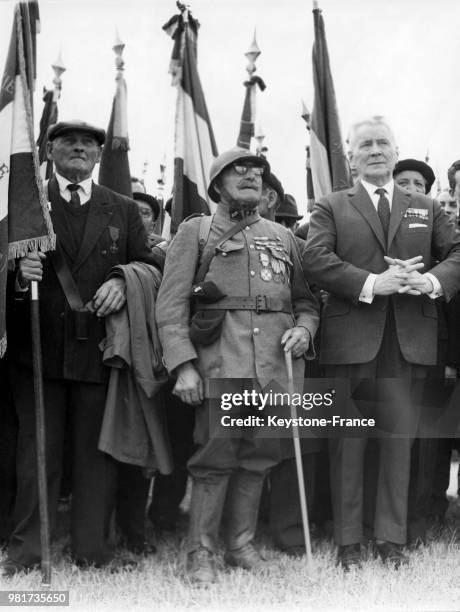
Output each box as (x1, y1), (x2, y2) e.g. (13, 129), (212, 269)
(208, 147), (270, 203)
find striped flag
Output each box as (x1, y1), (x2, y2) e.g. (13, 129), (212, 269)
(37, 87), (57, 179)
(163, 7), (218, 234)
(310, 3), (351, 199)
(98, 36), (132, 198)
(0, 1), (55, 357)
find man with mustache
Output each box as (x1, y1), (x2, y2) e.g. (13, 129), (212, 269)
(3, 120), (160, 575)
(156, 147), (319, 584)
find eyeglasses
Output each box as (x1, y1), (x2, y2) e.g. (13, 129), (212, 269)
(231, 163), (265, 176)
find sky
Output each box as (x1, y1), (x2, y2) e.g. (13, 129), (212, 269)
(0, 0), (459, 216)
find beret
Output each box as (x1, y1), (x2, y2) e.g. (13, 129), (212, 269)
(133, 192), (160, 221)
(393, 158), (435, 194)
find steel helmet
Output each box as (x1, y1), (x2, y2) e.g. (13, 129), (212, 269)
(208, 147), (270, 203)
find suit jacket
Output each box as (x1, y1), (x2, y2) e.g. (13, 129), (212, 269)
(7, 178), (159, 383)
(303, 182), (460, 366)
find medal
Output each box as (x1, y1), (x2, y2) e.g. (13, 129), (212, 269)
(259, 252), (270, 267)
(260, 268), (272, 281)
(108, 226), (120, 254)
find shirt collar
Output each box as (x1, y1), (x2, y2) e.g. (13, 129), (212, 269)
(360, 178), (395, 202)
(55, 172), (92, 196)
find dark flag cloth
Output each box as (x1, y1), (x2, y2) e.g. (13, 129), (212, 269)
(310, 4), (351, 199)
(37, 88), (57, 180)
(0, 2), (55, 357)
(98, 61), (132, 198)
(236, 75), (266, 150)
(306, 145), (315, 212)
(163, 7), (218, 234)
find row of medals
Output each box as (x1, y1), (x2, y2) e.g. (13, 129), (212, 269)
(254, 236), (291, 284)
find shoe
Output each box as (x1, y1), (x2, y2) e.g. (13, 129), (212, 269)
(224, 543), (266, 571)
(337, 543), (362, 571)
(74, 555), (138, 572)
(1, 558), (37, 577)
(186, 546), (216, 586)
(374, 541), (409, 569)
(125, 539), (157, 556)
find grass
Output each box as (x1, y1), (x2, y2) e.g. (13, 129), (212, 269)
(2, 472), (460, 611)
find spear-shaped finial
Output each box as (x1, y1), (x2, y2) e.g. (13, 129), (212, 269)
(425, 149), (430, 164)
(301, 99), (311, 130)
(245, 29), (261, 77)
(113, 29), (125, 78)
(51, 50), (65, 101)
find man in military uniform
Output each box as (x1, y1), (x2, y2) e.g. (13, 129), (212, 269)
(156, 147), (319, 584)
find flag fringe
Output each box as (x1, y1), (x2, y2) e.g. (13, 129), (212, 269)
(0, 332), (6, 359)
(8, 235), (55, 260)
(15, 7), (55, 252)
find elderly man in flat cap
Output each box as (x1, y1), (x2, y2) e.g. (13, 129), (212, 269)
(156, 147), (318, 584)
(3, 120), (160, 575)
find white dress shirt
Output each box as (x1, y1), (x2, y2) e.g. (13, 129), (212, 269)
(358, 179), (442, 303)
(55, 172), (92, 205)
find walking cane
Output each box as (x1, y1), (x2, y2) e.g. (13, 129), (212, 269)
(30, 280), (51, 588)
(284, 349), (313, 568)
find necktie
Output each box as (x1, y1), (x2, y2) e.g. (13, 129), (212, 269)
(375, 188), (390, 240)
(67, 183), (81, 209)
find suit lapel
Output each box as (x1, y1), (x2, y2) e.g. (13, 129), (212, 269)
(388, 185), (411, 248)
(348, 182), (386, 252)
(72, 184), (114, 273)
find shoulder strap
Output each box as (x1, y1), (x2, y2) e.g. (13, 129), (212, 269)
(194, 214), (259, 285)
(48, 242), (85, 311)
(198, 213), (214, 255)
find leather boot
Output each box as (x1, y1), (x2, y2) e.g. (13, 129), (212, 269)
(186, 475), (230, 585)
(223, 469), (266, 571)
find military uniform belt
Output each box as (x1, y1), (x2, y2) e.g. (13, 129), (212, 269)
(195, 295), (292, 314)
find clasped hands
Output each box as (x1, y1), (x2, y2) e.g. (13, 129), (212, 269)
(373, 255), (433, 296)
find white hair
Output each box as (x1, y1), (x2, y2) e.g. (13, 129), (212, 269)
(347, 116), (396, 150)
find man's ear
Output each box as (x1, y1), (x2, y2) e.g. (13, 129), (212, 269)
(46, 141), (53, 161)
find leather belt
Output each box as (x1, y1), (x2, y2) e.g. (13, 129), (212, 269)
(195, 295), (292, 314)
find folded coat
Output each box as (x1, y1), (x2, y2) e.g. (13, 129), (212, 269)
(98, 262), (173, 473)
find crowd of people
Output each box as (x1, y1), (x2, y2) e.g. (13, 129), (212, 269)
(1, 115), (460, 585)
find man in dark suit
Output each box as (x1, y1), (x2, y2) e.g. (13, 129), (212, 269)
(2, 120), (159, 575)
(304, 116), (460, 569)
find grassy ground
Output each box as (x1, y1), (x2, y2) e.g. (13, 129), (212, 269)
(2, 473), (460, 611)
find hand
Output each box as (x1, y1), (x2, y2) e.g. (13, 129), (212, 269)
(173, 362), (204, 405)
(281, 326), (310, 358)
(397, 270), (433, 295)
(92, 277), (126, 317)
(374, 256), (425, 296)
(18, 252), (46, 286)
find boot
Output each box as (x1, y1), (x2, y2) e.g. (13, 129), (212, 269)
(223, 469), (266, 571)
(186, 475), (230, 585)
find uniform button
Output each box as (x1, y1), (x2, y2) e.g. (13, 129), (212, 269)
(221, 252), (228, 257)
(250, 270), (255, 276)
(245, 226), (250, 231)
(253, 327), (260, 335)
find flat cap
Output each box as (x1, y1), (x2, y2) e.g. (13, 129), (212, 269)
(47, 120), (106, 145)
(275, 194), (303, 220)
(133, 192), (160, 221)
(393, 158), (435, 194)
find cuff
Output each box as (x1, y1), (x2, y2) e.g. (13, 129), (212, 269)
(424, 273), (443, 299)
(359, 273), (377, 304)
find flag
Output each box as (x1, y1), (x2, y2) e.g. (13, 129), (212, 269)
(310, 4), (351, 199)
(37, 87), (57, 179)
(163, 7), (218, 234)
(0, 2), (55, 357)
(98, 38), (132, 198)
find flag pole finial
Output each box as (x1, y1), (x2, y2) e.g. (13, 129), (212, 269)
(113, 30), (125, 77)
(245, 29), (261, 76)
(51, 51), (65, 101)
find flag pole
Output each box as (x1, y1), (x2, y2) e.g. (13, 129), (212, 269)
(284, 350), (313, 569)
(30, 280), (51, 588)
(301, 99), (315, 213)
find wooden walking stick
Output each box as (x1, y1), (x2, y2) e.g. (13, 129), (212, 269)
(284, 349), (313, 568)
(30, 280), (51, 588)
